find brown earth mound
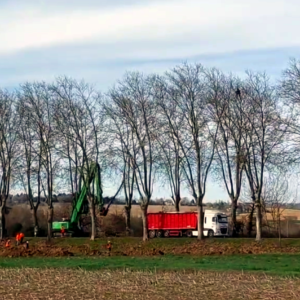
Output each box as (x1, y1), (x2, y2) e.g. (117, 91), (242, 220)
(121, 241), (300, 256)
(0, 240), (300, 257)
(0, 246), (74, 258)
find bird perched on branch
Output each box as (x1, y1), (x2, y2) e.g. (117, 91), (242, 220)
(235, 88), (241, 99)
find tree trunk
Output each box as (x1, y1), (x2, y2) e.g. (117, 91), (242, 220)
(33, 205), (39, 237)
(175, 195), (180, 212)
(278, 215), (281, 246)
(247, 204), (255, 237)
(255, 202), (262, 241)
(89, 200), (96, 241)
(197, 204), (204, 240)
(141, 204), (148, 241)
(47, 206), (53, 241)
(0, 206), (4, 240)
(231, 199), (237, 237)
(124, 205), (131, 235)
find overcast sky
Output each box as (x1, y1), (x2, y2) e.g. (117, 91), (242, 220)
(3, 0), (300, 201)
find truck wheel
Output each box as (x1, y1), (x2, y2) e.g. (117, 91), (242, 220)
(186, 230), (193, 238)
(156, 230), (163, 238)
(149, 230), (156, 239)
(164, 230), (170, 238)
(208, 230), (214, 238)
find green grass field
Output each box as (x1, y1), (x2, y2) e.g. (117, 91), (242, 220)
(0, 254), (300, 276)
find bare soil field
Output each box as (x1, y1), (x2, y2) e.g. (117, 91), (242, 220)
(238, 209), (300, 221)
(1, 238), (300, 258)
(0, 268), (299, 300)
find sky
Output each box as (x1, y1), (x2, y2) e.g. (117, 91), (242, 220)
(2, 0), (300, 201)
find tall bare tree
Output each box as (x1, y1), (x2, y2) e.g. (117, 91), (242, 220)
(239, 72), (288, 241)
(152, 75), (184, 212)
(156, 63), (219, 239)
(104, 104), (137, 233)
(108, 72), (158, 241)
(206, 70), (246, 236)
(0, 91), (20, 239)
(50, 77), (104, 240)
(20, 82), (57, 241)
(16, 95), (41, 236)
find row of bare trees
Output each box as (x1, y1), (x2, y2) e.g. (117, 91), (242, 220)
(0, 59), (299, 241)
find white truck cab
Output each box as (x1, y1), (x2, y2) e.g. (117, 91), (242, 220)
(192, 210), (229, 237)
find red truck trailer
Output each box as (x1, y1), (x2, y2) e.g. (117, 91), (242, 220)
(147, 212), (197, 238)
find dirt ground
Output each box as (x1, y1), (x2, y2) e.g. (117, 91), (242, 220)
(1, 238), (300, 257)
(0, 268), (299, 300)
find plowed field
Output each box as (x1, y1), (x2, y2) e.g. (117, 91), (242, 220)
(1, 238), (300, 257)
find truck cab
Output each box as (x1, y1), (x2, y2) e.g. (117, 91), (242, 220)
(203, 210), (229, 237)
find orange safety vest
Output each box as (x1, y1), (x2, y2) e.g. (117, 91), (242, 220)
(16, 234), (20, 241)
(20, 233), (24, 239)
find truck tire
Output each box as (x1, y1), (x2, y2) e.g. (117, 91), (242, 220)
(208, 230), (214, 238)
(156, 230), (163, 238)
(186, 230), (193, 238)
(164, 230), (170, 238)
(149, 230), (156, 239)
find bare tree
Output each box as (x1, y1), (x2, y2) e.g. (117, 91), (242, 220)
(50, 77), (105, 240)
(155, 63), (219, 240)
(262, 173), (294, 243)
(20, 82), (57, 241)
(0, 91), (20, 239)
(206, 70), (246, 236)
(239, 72), (288, 241)
(16, 95), (41, 236)
(104, 104), (137, 233)
(108, 72), (158, 241)
(152, 76), (184, 212)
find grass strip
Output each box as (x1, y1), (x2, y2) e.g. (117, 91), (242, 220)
(0, 253), (300, 276)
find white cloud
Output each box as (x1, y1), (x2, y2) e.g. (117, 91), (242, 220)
(0, 0), (300, 58)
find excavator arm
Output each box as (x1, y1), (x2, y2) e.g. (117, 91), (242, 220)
(70, 162), (103, 224)
(52, 162), (124, 237)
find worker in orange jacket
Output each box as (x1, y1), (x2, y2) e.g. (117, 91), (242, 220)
(19, 233), (24, 244)
(16, 233), (20, 246)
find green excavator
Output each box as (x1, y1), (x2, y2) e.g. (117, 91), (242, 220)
(52, 162), (113, 237)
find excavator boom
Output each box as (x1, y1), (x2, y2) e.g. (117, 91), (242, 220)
(52, 162), (103, 237)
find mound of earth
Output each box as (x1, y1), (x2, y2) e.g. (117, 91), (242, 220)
(0, 240), (299, 257)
